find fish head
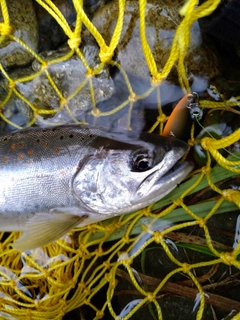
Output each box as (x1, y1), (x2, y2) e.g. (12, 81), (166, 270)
(72, 132), (194, 215)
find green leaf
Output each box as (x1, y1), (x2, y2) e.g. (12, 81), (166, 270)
(89, 200), (238, 242)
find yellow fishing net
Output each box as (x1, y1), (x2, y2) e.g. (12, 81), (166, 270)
(0, 0), (240, 319)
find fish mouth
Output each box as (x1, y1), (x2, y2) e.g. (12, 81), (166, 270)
(151, 160), (194, 197)
(132, 161), (194, 205)
(157, 161), (193, 182)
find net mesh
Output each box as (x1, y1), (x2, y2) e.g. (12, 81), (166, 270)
(0, 0), (240, 319)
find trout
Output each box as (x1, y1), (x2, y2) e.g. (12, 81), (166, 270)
(0, 125), (193, 250)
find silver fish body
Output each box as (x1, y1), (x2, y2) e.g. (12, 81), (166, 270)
(0, 125), (193, 250)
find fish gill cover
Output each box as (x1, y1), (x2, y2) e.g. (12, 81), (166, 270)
(0, 0), (240, 319)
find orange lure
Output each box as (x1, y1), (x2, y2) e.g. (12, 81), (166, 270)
(162, 93), (196, 139)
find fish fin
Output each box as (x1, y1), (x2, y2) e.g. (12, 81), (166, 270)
(12, 212), (88, 251)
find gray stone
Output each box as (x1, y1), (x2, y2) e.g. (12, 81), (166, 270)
(92, 0), (220, 83)
(0, 45), (114, 127)
(0, 0), (38, 68)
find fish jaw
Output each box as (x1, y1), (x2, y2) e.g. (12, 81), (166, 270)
(131, 161), (194, 208)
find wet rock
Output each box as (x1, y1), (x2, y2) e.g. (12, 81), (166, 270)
(0, 45), (114, 127)
(1, 94), (32, 132)
(0, 67), (35, 131)
(0, 0), (38, 68)
(83, 0), (113, 15)
(34, 0), (76, 52)
(92, 0), (220, 83)
(34, 0), (114, 52)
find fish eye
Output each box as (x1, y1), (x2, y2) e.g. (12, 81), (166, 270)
(131, 152), (154, 172)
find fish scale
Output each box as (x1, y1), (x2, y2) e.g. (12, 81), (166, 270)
(0, 127), (98, 216)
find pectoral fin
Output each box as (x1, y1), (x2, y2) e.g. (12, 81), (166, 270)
(12, 211), (88, 251)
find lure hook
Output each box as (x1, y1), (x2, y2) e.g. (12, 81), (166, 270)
(187, 92), (203, 121)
